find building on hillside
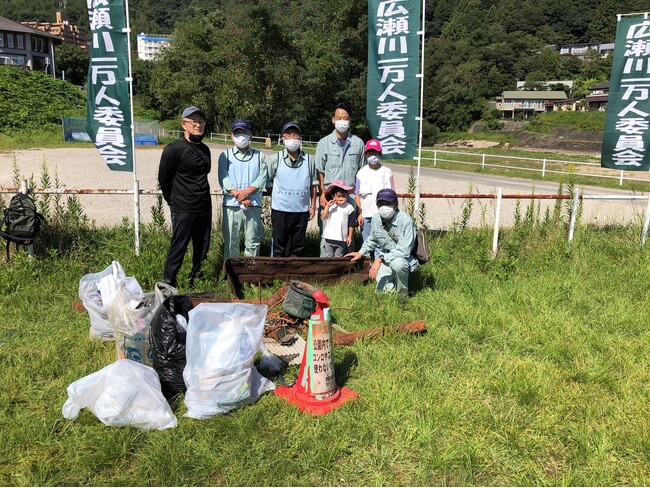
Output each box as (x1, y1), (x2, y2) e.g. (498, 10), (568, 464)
(136, 33), (170, 61)
(496, 91), (568, 118)
(552, 98), (584, 112)
(516, 80), (573, 92)
(559, 42), (614, 58)
(585, 82), (609, 111)
(0, 15), (61, 75)
(21, 11), (87, 49)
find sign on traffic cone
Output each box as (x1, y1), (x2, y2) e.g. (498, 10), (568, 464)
(275, 289), (358, 415)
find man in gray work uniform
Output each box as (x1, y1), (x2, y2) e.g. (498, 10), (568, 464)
(314, 102), (365, 256)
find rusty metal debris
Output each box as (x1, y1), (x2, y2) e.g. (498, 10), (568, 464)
(73, 279), (426, 354)
(223, 256), (370, 298)
(332, 320), (427, 346)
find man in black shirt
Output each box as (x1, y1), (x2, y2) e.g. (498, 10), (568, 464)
(158, 106), (212, 287)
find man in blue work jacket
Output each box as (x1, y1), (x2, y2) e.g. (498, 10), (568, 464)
(217, 118), (267, 261)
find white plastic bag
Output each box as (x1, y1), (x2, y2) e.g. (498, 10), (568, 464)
(183, 302), (275, 419)
(115, 282), (178, 366)
(78, 261), (143, 340)
(62, 359), (177, 430)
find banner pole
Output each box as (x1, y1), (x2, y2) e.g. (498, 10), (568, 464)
(414, 0), (426, 218)
(123, 0), (140, 256)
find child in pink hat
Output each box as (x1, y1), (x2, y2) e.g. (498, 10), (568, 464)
(321, 179), (356, 257)
(355, 139), (395, 247)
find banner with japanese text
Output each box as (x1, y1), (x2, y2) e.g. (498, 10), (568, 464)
(366, 0), (420, 160)
(601, 13), (650, 171)
(86, 0), (133, 172)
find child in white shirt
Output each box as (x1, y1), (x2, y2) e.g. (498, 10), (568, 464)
(355, 139), (394, 244)
(321, 180), (356, 257)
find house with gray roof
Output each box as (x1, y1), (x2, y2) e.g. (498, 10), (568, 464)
(0, 15), (62, 76)
(496, 91), (568, 118)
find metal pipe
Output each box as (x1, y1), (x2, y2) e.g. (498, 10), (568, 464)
(414, 0), (426, 216)
(641, 196), (650, 246)
(123, 0), (140, 256)
(492, 187), (502, 254)
(134, 179), (140, 255)
(568, 189), (580, 249)
(4, 188), (649, 204)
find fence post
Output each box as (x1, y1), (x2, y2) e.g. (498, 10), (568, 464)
(620, 170), (624, 186)
(641, 196), (650, 246)
(433, 149), (437, 167)
(492, 187), (502, 255)
(20, 179), (34, 259)
(542, 159), (546, 178)
(134, 179), (140, 257)
(568, 189), (580, 250)
(481, 153), (485, 170)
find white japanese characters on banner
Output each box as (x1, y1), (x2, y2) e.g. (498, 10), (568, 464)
(86, 0), (133, 172)
(366, 0), (420, 160)
(602, 13), (650, 171)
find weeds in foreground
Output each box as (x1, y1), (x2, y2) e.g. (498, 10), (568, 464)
(2, 176), (650, 485)
(406, 163), (416, 218)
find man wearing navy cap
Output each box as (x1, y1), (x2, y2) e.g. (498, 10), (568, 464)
(217, 118), (267, 260)
(158, 106), (212, 287)
(266, 122), (318, 256)
(345, 188), (418, 295)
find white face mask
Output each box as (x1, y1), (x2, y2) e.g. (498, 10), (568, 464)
(233, 134), (250, 149)
(367, 155), (381, 166)
(284, 138), (302, 152)
(334, 120), (350, 134)
(378, 205), (395, 220)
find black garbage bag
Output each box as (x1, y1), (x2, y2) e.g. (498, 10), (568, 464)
(149, 294), (194, 400)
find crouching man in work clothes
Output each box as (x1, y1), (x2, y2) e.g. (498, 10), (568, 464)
(345, 189), (418, 295)
(158, 106), (212, 287)
(218, 118), (267, 260)
(266, 121), (317, 257)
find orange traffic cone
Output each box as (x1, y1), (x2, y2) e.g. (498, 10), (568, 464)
(275, 289), (358, 415)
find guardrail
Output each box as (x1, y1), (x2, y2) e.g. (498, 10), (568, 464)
(3, 185), (650, 252)
(157, 133), (644, 187)
(423, 148), (648, 186)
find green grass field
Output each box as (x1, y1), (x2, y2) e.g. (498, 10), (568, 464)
(2, 198), (650, 485)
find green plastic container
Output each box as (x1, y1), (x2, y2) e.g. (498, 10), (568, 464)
(282, 281), (317, 319)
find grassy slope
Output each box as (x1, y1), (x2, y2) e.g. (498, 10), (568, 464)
(2, 213), (650, 485)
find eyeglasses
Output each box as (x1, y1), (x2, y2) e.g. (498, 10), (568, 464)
(283, 133), (302, 140)
(183, 119), (205, 126)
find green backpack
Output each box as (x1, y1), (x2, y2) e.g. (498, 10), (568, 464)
(0, 193), (44, 260)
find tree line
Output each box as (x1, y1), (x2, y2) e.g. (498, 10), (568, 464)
(4, 0), (648, 135)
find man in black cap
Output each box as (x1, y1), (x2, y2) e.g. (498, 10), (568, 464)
(158, 106), (212, 287)
(345, 189), (418, 295)
(217, 118), (267, 260)
(266, 122), (318, 257)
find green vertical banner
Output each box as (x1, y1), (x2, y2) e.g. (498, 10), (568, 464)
(366, 0), (421, 160)
(601, 13), (650, 171)
(86, 0), (133, 172)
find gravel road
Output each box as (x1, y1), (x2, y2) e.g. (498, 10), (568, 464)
(1, 144), (648, 230)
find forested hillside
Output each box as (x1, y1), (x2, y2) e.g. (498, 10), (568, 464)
(3, 0), (648, 134)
